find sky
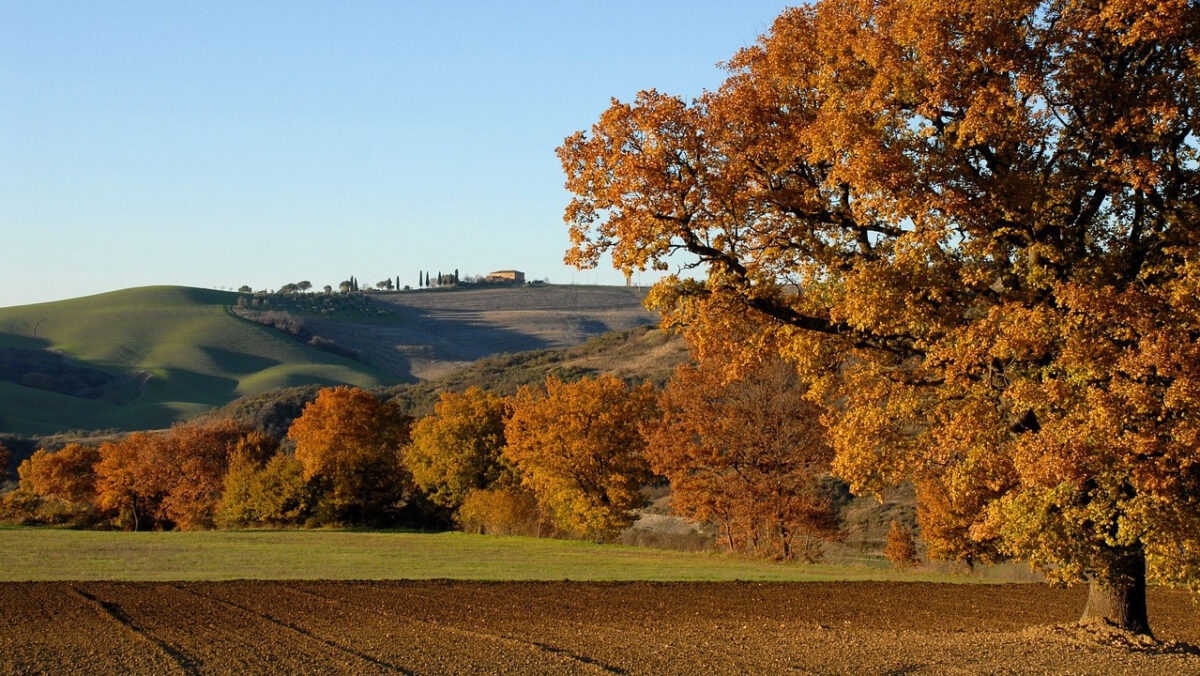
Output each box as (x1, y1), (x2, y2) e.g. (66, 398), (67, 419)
(0, 1), (793, 308)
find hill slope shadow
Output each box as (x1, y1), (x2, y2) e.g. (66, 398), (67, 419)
(308, 286), (658, 380)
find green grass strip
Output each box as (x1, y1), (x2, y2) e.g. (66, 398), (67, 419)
(0, 527), (991, 583)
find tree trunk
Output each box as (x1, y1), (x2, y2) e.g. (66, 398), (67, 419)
(1080, 544), (1150, 635)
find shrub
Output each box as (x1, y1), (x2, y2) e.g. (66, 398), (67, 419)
(885, 520), (920, 568)
(456, 488), (542, 537)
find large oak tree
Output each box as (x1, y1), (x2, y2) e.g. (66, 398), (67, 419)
(559, 0), (1200, 634)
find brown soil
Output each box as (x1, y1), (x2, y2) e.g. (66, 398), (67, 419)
(2, 581), (1197, 675)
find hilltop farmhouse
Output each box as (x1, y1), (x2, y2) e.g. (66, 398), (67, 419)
(486, 270), (525, 284)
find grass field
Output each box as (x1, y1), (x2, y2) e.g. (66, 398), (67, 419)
(0, 527), (981, 583)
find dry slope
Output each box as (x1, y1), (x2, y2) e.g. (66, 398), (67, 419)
(308, 285), (657, 380)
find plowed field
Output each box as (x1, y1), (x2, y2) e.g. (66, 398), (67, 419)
(2, 581), (1197, 675)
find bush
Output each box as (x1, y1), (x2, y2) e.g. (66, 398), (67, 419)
(456, 488), (542, 536)
(885, 520), (920, 568)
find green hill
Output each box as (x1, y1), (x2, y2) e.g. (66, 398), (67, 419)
(0, 286), (392, 435)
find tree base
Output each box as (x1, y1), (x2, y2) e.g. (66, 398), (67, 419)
(1080, 549), (1150, 636)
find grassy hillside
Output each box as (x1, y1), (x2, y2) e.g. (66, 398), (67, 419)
(0, 287), (392, 435)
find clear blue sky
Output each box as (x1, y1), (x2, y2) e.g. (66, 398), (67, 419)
(0, 1), (791, 307)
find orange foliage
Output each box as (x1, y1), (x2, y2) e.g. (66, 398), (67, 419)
(94, 433), (154, 529)
(7, 444), (102, 523)
(504, 375), (657, 540)
(885, 521), (920, 569)
(455, 487), (542, 537)
(644, 355), (841, 561)
(560, 0), (1200, 629)
(287, 386), (412, 525)
(94, 420), (257, 530)
(18, 444), (102, 507)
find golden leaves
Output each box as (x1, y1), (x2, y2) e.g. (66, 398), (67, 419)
(559, 0), (1200, 588)
(404, 387), (512, 510)
(644, 354), (840, 560)
(504, 375), (657, 540)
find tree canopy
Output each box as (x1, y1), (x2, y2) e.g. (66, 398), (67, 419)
(559, 0), (1200, 633)
(505, 375), (658, 540)
(644, 354), (841, 561)
(404, 386), (514, 510)
(288, 386), (413, 525)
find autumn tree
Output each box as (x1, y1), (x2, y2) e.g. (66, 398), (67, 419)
(504, 375), (657, 540)
(559, 0), (1200, 633)
(160, 420), (259, 530)
(94, 420), (255, 530)
(644, 354), (841, 561)
(94, 432), (168, 530)
(216, 448), (310, 528)
(8, 444), (102, 524)
(403, 387), (515, 511)
(885, 521), (920, 569)
(287, 386), (413, 525)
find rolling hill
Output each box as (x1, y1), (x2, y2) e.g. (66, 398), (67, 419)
(0, 285), (659, 436)
(309, 284), (658, 380)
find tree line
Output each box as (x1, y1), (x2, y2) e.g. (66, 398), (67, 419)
(0, 353), (845, 560)
(237, 268), (486, 295)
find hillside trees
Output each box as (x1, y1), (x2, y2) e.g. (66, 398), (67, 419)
(288, 386), (413, 525)
(8, 444), (102, 523)
(644, 354), (841, 561)
(558, 0), (1200, 633)
(94, 420), (256, 530)
(505, 375), (657, 539)
(404, 387), (516, 511)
